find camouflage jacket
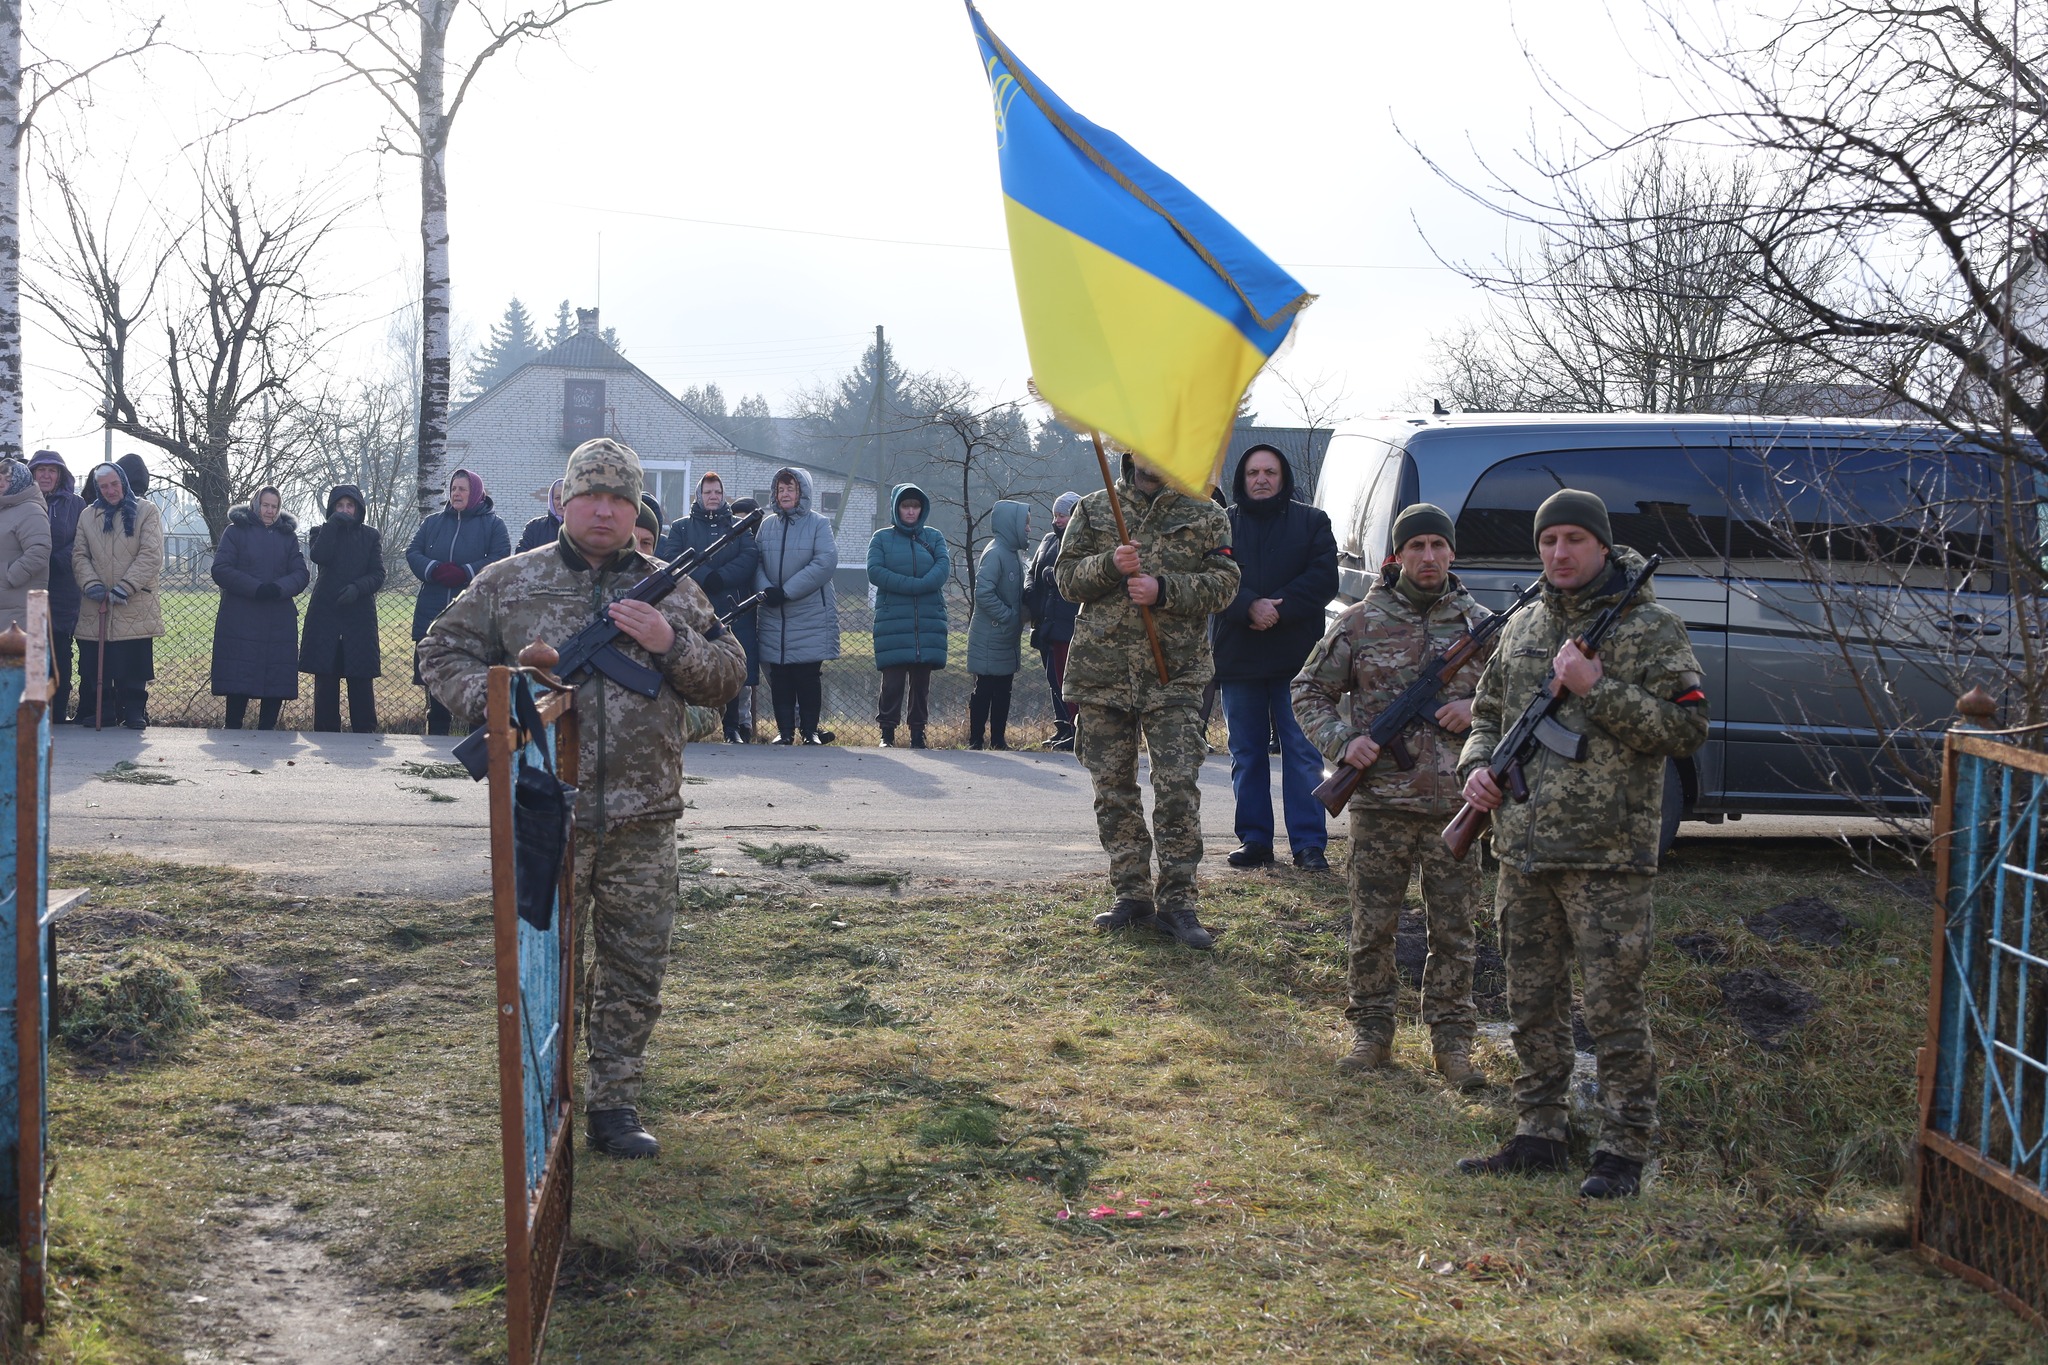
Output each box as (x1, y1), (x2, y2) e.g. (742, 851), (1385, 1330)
(1291, 569), (1494, 816)
(1458, 545), (1708, 874)
(1054, 477), (1240, 709)
(418, 538), (747, 830)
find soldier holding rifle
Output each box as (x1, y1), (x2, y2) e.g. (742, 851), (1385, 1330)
(1451, 489), (1707, 1199)
(420, 439), (747, 1161)
(1292, 504), (1498, 1088)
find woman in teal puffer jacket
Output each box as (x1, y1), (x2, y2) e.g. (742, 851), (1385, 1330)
(865, 483), (949, 748)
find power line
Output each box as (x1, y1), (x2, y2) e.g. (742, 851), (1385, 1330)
(554, 200), (1452, 271)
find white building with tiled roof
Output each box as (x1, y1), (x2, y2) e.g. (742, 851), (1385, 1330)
(447, 307), (878, 566)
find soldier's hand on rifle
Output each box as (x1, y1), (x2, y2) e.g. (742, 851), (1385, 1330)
(1434, 698), (1474, 733)
(1553, 638), (1604, 696)
(1341, 734), (1380, 770)
(1112, 541), (1142, 576)
(1462, 768), (1504, 811)
(607, 598), (675, 656)
(1126, 574), (1160, 606)
(1249, 597), (1282, 630)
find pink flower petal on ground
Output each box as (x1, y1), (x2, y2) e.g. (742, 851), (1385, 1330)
(1135, 1199), (1152, 1206)
(1055, 1210), (1071, 1221)
(1126, 1211), (1145, 1219)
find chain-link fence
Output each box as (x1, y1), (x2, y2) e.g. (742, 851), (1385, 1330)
(122, 566), (1232, 748)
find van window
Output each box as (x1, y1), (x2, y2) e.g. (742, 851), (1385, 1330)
(1454, 447), (1729, 565)
(1729, 444), (2001, 586)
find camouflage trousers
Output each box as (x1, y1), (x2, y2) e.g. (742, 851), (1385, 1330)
(1497, 865), (1657, 1161)
(1345, 807), (1479, 1054)
(573, 817), (678, 1113)
(1075, 702), (1207, 911)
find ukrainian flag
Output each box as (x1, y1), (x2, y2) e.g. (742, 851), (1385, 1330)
(967, 3), (1313, 495)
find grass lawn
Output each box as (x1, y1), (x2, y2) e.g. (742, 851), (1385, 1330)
(27, 837), (2041, 1363)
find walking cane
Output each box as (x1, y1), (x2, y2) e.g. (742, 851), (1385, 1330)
(93, 595), (108, 731)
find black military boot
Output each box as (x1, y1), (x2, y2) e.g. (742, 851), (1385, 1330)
(1580, 1150), (1645, 1199)
(880, 724), (897, 748)
(909, 727), (927, 749)
(1455, 1135), (1570, 1177)
(1153, 907), (1216, 949)
(587, 1108), (659, 1159)
(1093, 897), (1154, 931)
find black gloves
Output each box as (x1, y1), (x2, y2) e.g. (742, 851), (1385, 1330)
(700, 569), (726, 595)
(761, 585), (788, 607)
(336, 584), (361, 607)
(255, 582), (282, 601)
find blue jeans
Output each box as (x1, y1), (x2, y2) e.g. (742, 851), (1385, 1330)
(1220, 679), (1327, 854)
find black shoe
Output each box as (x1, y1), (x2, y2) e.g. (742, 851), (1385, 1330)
(804, 731), (834, 745)
(1456, 1135), (1570, 1176)
(725, 733), (748, 744)
(1226, 842), (1274, 868)
(1580, 1150), (1645, 1199)
(880, 725), (897, 748)
(909, 728), (927, 750)
(1152, 907), (1216, 950)
(123, 717), (148, 731)
(1092, 897), (1155, 931)
(586, 1107), (659, 1160)
(1048, 737), (1074, 752)
(772, 734), (796, 746)
(990, 739), (1010, 751)
(968, 739), (984, 751)
(1293, 847), (1330, 871)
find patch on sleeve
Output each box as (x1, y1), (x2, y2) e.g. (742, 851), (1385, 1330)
(1206, 545), (1234, 559)
(1672, 687), (1707, 709)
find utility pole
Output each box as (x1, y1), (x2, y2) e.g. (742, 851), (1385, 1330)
(832, 324), (885, 534)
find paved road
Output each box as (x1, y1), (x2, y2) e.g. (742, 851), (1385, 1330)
(48, 725), (1899, 897)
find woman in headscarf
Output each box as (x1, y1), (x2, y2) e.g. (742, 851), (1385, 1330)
(406, 467), (509, 735)
(300, 483), (386, 733)
(0, 457), (51, 640)
(210, 486), (309, 729)
(27, 451), (83, 721)
(72, 459), (165, 729)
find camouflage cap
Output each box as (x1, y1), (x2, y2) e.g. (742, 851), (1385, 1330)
(562, 437), (644, 506)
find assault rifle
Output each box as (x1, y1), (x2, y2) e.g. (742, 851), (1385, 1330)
(451, 516), (765, 780)
(1310, 580), (1541, 818)
(1440, 554), (1660, 860)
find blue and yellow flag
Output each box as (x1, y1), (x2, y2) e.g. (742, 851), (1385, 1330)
(967, 3), (1313, 495)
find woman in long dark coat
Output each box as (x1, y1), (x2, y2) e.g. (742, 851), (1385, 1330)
(300, 483), (386, 733)
(211, 486), (309, 730)
(405, 467), (509, 735)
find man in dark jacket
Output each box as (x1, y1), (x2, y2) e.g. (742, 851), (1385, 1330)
(28, 451), (84, 722)
(1213, 444), (1338, 870)
(659, 472), (762, 741)
(1025, 490), (1082, 750)
(516, 478), (565, 554)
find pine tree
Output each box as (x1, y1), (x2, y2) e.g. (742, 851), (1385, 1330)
(547, 299), (575, 347)
(465, 297), (542, 396)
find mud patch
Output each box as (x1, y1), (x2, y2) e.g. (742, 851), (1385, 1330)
(226, 964), (310, 1019)
(1746, 896), (1852, 948)
(178, 1198), (458, 1364)
(1718, 967), (1818, 1048)
(1670, 930), (1730, 964)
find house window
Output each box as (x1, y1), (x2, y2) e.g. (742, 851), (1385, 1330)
(563, 379), (606, 446)
(751, 489), (772, 506)
(821, 490), (842, 512)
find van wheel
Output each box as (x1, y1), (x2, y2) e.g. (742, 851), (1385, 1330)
(1658, 760), (1684, 856)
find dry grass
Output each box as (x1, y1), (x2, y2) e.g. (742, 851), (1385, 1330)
(23, 839), (2048, 1363)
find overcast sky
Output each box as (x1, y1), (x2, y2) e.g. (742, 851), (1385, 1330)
(23, 0), (1668, 459)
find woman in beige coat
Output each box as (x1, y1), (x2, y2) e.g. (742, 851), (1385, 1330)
(0, 459), (51, 633)
(73, 461), (164, 728)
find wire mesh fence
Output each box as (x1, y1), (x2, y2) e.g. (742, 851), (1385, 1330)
(109, 575), (1233, 749)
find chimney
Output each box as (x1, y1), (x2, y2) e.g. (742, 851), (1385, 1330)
(576, 306), (599, 336)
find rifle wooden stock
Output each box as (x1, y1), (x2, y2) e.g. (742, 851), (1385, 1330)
(1312, 761), (1364, 818)
(1441, 800), (1490, 860)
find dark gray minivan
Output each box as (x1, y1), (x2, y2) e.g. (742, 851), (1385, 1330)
(1315, 414), (2026, 825)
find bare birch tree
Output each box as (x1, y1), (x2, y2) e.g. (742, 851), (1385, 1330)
(278, 0), (613, 516)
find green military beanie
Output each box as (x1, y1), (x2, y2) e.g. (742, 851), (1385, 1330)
(1533, 488), (1612, 549)
(562, 437), (644, 506)
(1391, 502), (1455, 552)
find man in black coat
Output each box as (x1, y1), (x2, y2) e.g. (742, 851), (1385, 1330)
(658, 472), (761, 741)
(1212, 444), (1339, 870)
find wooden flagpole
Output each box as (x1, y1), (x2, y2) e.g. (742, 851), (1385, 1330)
(1089, 432), (1170, 685)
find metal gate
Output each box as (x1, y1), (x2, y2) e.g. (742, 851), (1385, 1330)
(0, 593), (71, 1329)
(485, 663), (580, 1365)
(1916, 712), (2048, 1325)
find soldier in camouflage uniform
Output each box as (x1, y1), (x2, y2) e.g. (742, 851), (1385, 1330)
(1292, 504), (1491, 1090)
(420, 438), (747, 1160)
(1055, 452), (1240, 948)
(1453, 489), (1707, 1198)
